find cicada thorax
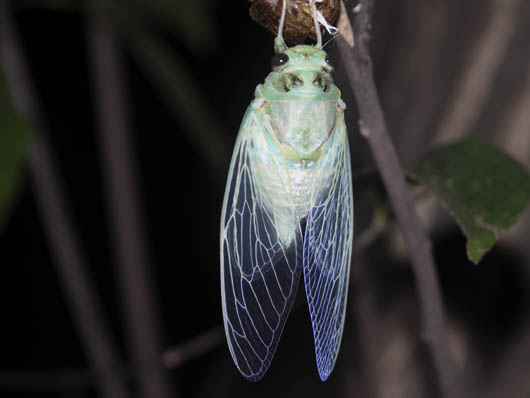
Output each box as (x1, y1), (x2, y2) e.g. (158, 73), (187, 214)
(249, 97), (343, 250)
(267, 99), (339, 211)
(246, 44), (344, 244)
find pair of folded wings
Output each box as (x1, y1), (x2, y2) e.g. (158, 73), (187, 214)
(220, 104), (353, 381)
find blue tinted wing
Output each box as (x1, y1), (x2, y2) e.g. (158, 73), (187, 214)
(303, 113), (353, 381)
(220, 105), (302, 381)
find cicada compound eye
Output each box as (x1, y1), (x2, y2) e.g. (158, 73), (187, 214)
(271, 53), (289, 69)
(325, 54), (338, 69)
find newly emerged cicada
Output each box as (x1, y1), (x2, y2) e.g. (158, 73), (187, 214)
(220, 0), (353, 382)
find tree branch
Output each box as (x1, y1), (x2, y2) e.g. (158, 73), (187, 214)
(432, 0), (524, 145)
(0, 326), (224, 392)
(0, 2), (127, 397)
(86, 6), (174, 398)
(162, 326), (223, 369)
(336, 2), (460, 397)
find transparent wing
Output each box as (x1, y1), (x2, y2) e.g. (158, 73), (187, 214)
(220, 105), (302, 381)
(303, 112), (353, 381)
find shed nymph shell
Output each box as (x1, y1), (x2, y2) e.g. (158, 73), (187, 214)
(249, 0), (340, 44)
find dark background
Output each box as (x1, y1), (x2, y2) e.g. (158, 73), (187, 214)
(1, 0), (530, 397)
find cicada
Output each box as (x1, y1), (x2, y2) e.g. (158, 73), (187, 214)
(220, 0), (353, 382)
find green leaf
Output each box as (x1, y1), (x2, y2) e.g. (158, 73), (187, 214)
(0, 71), (31, 229)
(413, 138), (530, 263)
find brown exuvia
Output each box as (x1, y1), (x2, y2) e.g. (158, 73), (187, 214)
(249, 0), (340, 44)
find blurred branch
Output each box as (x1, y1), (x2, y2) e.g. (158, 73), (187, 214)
(494, 50), (530, 168)
(0, 2), (127, 398)
(353, 217), (386, 255)
(120, 22), (229, 184)
(433, 0), (523, 144)
(0, 326), (223, 391)
(86, 5), (174, 398)
(348, 221), (388, 397)
(387, 1), (447, 163)
(336, 2), (460, 397)
(162, 326), (223, 368)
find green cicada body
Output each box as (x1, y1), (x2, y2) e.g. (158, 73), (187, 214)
(220, 44), (353, 381)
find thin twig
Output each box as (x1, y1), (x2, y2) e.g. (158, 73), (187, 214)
(494, 45), (530, 169)
(0, 326), (224, 391)
(86, 6), (174, 398)
(385, 1), (447, 164)
(336, 2), (460, 397)
(0, 2), (127, 398)
(432, 0), (524, 145)
(353, 218), (386, 254)
(162, 326), (224, 369)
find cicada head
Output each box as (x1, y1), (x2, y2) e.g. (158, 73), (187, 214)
(259, 45), (340, 102)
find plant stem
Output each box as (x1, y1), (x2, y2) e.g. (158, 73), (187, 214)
(0, 326), (224, 392)
(86, 7), (174, 398)
(162, 326), (223, 368)
(336, 1), (460, 397)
